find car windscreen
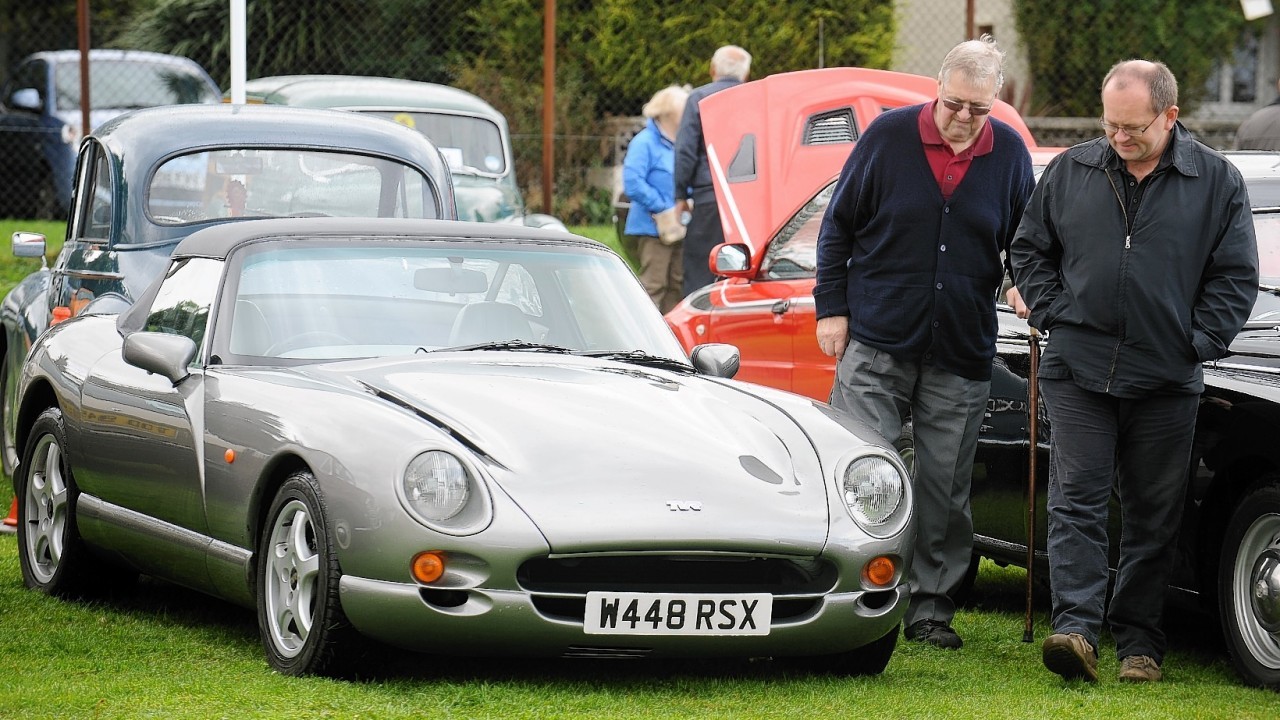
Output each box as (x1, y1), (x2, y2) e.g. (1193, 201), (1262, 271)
(362, 111), (507, 176)
(147, 148), (441, 226)
(54, 59), (218, 110)
(216, 240), (687, 362)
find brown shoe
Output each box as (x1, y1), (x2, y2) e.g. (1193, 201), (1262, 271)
(1119, 655), (1162, 682)
(1042, 632), (1098, 682)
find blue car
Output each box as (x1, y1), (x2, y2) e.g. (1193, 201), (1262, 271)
(0, 49), (221, 219)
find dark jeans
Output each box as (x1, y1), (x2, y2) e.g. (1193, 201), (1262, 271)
(1038, 378), (1198, 663)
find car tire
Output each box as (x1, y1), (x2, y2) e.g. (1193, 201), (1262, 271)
(257, 470), (354, 677)
(1218, 480), (1280, 689)
(15, 407), (103, 597)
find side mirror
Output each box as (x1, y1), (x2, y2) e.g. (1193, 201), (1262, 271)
(12, 232), (47, 259)
(9, 88), (40, 112)
(711, 243), (753, 278)
(122, 332), (197, 384)
(689, 343), (740, 378)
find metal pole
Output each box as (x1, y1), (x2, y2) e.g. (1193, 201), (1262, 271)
(541, 0), (556, 216)
(77, 0), (91, 138)
(1023, 326), (1041, 643)
(229, 0), (247, 105)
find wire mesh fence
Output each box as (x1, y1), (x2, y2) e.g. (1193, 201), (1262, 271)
(0, 1), (1275, 222)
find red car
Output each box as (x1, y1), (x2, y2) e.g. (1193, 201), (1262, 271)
(664, 67), (1060, 401)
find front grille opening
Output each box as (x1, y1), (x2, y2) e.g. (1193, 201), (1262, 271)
(518, 555), (837, 595)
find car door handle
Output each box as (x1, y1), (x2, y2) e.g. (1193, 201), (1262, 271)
(771, 300), (790, 315)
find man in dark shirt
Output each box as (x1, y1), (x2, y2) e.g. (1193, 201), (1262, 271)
(814, 35), (1034, 651)
(673, 45), (751, 296)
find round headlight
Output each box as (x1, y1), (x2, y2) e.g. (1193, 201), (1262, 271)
(404, 451), (470, 521)
(842, 456), (904, 526)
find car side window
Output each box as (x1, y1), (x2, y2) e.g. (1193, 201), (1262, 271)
(84, 145), (113, 240)
(5, 59), (45, 108)
(143, 258), (222, 360)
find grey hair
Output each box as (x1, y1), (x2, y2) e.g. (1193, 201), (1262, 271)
(938, 33), (1005, 93)
(643, 85), (689, 120)
(711, 45), (752, 82)
(1102, 59), (1178, 113)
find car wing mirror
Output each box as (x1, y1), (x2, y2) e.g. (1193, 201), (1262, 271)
(690, 343), (740, 379)
(9, 88), (40, 112)
(712, 243), (753, 278)
(122, 332), (197, 384)
(12, 231), (47, 261)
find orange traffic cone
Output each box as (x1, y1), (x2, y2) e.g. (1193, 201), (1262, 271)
(1, 497), (16, 533)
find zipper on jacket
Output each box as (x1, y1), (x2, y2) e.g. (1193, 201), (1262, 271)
(1102, 169), (1131, 393)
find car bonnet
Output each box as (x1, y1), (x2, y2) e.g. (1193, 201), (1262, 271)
(329, 353), (831, 554)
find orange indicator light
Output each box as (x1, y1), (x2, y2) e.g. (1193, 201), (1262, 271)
(862, 556), (897, 588)
(224, 448), (236, 463)
(51, 307), (72, 325)
(411, 551), (446, 584)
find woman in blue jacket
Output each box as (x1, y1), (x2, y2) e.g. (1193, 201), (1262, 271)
(623, 85), (689, 312)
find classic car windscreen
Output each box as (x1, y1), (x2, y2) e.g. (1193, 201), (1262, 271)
(363, 111), (507, 176)
(54, 59), (218, 109)
(148, 149), (439, 227)
(219, 240), (686, 362)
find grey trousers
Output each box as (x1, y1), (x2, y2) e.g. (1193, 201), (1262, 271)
(830, 340), (990, 627)
(1038, 378), (1198, 663)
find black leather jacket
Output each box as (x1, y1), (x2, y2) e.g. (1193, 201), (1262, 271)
(1011, 123), (1259, 397)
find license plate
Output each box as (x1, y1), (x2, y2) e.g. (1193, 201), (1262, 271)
(583, 592), (772, 636)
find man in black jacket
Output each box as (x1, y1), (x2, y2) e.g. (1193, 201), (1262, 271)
(673, 45), (750, 295)
(1011, 59), (1258, 684)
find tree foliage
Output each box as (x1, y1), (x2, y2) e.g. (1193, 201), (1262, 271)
(115, 0), (472, 89)
(459, 0), (896, 116)
(1013, 0), (1245, 116)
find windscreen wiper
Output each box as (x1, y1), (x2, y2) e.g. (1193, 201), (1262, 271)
(577, 349), (693, 372)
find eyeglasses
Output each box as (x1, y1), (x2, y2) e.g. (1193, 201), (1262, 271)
(1099, 111), (1165, 138)
(940, 98), (993, 116)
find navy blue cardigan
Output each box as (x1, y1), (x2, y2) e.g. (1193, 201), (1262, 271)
(813, 104), (1034, 381)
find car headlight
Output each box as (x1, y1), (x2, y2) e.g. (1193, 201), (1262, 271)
(841, 456), (904, 527)
(404, 450), (470, 521)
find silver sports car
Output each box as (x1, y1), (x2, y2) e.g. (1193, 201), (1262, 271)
(13, 217), (914, 677)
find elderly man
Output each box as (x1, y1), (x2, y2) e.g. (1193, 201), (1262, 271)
(814, 35), (1034, 650)
(673, 45), (751, 296)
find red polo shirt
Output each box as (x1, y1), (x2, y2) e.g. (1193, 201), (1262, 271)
(918, 101), (994, 200)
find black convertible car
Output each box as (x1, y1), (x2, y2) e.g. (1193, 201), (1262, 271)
(973, 151), (1280, 690)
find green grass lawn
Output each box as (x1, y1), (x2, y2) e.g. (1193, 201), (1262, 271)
(1, 540), (1276, 719)
(1, 220), (1277, 716)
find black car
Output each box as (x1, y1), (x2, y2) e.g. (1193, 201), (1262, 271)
(972, 150), (1280, 690)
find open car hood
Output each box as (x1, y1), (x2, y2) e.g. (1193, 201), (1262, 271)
(699, 67), (1038, 266)
(336, 353), (832, 554)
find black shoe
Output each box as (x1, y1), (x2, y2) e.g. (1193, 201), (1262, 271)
(904, 619), (963, 649)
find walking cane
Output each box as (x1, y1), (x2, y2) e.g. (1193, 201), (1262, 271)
(1023, 326), (1042, 643)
